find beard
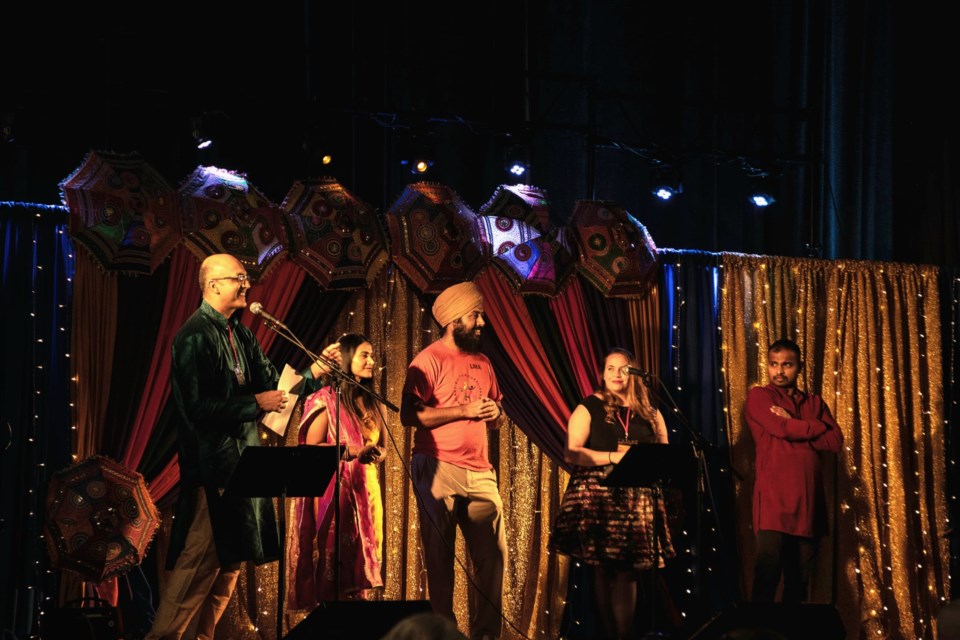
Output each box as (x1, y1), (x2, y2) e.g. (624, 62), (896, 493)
(452, 323), (482, 353)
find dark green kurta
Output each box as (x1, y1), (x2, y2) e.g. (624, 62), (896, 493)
(166, 301), (293, 568)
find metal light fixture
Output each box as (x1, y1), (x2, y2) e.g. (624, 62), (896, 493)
(303, 124), (340, 173)
(740, 158), (780, 208)
(650, 165), (683, 201)
(397, 130), (436, 175)
(503, 143), (530, 179)
(401, 158), (434, 175)
(191, 115), (213, 150)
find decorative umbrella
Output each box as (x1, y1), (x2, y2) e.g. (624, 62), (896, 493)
(282, 178), (388, 290)
(60, 150), (181, 275)
(43, 455), (160, 582)
(477, 183), (551, 232)
(567, 200), (659, 298)
(489, 227), (576, 297)
(179, 165), (288, 281)
(474, 215), (541, 259)
(384, 182), (483, 294)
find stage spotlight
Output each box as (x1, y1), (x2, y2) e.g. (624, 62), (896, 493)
(506, 161), (528, 177)
(303, 124), (340, 172)
(191, 116), (213, 150)
(503, 143), (531, 179)
(650, 166), (683, 201)
(747, 175), (778, 208)
(397, 128), (436, 175)
(400, 158), (434, 175)
(740, 158), (783, 208)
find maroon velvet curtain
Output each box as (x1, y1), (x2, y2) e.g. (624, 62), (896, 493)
(242, 258), (307, 353)
(121, 246), (199, 474)
(476, 268), (572, 430)
(549, 276), (601, 399)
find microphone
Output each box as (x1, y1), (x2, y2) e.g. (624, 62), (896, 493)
(249, 302), (290, 331)
(620, 365), (650, 377)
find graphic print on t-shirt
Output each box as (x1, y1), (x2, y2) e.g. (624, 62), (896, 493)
(453, 373), (482, 405)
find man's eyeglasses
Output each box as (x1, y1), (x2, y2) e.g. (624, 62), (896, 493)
(208, 274), (249, 286)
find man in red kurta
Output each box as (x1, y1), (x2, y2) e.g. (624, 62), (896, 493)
(745, 339), (843, 603)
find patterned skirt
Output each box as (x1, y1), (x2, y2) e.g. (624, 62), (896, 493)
(550, 465), (675, 569)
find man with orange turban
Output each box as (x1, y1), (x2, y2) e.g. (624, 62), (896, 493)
(401, 281), (507, 640)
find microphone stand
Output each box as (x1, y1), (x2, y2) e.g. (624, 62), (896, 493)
(640, 372), (741, 631)
(255, 313), (398, 635)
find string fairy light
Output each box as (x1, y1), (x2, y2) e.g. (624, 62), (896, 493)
(10, 204), (76, 640)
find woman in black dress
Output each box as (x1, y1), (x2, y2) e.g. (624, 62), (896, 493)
(550, 347), (674, 640)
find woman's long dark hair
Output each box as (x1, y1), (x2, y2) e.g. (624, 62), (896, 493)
(336, 333), (377, 431)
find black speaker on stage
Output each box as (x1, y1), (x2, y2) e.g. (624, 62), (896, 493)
(688, 603), (845, 640)
(282, 600), (433, 640)
(38, 598), (121, 640)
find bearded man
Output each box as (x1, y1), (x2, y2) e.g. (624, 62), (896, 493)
(400, 281), (507, 640)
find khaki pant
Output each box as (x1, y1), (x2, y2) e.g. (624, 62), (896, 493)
(146, 489), (241, 640)
(412, 454), (507, 640)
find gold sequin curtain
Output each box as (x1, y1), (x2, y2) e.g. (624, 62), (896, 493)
(224, 266), (569, 639)
(71, 249), (118, 460)
(719, 254), (948, 639)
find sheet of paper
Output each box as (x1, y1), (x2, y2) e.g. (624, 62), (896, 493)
(260, 364), (304, 437)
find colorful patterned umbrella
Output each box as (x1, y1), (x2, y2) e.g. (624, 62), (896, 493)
(179, 166), (288, 281)
(43, 456), (160, 583)
(384, 182), (483, 294)
(567, 200), (659, 298)
(477, 183), (551, 232)
(489, 227), (576, 297)
(282, 178), (388, 290)
(474, 215), (541, 259)
(60, 150), (181, 275)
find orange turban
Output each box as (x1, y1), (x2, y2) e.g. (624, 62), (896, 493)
(432, 281), (483, 328)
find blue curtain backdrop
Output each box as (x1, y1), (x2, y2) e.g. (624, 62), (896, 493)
(0, 202), (75, 638)
(658, 250), (741, 621)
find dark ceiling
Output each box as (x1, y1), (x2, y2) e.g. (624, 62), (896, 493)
(3, 1), (957, 264)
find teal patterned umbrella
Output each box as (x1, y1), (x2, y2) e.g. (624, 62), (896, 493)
(60, 150), (181, 275)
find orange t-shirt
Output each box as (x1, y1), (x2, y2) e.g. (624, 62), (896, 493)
(402, 340), (502, 471)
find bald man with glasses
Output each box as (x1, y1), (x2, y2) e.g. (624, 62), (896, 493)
(147, 253), (334, 640)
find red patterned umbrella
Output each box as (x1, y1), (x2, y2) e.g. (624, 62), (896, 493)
(179, 166), (288, 280)
(282, 178), (388, 290)
(60, 150), (181, 275)
(43, 456), (160, 582)
(568, 200), (659, 298)
(384, 182), (483, 294)
(489, 227), (576, 297)
(477, 183), (551, 232)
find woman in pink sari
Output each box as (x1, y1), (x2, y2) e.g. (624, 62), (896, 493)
(288, 333), (385, 607)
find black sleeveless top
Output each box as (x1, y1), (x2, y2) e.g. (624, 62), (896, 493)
(580, 394), (657, 452)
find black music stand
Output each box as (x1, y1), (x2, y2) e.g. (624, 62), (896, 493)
(601, 443), (697, 637)
(226, 444), (341, 640)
